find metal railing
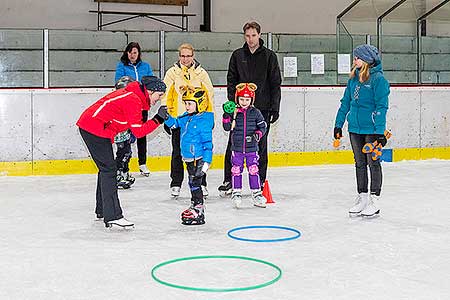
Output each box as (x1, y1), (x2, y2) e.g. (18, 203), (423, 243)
(1, 25), (450, 88)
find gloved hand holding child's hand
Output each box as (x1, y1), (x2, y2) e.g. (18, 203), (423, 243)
(157, 105), (169, 120)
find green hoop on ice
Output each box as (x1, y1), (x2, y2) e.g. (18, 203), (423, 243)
(151, 255), (282, 292)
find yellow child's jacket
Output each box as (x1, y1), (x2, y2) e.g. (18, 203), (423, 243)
(162, 60), (214, 117)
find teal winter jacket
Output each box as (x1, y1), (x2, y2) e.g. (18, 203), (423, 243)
(335, 63), (390, 135)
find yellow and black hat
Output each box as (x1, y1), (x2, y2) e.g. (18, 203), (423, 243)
(180, 86), (208, 113)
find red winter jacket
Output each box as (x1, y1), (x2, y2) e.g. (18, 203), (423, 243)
(77, 81), (161, 142)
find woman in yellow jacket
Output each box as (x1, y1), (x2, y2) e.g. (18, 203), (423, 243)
(162, 43), (215, 198)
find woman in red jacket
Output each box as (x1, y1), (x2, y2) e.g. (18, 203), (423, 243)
(77, 76), (168, 228)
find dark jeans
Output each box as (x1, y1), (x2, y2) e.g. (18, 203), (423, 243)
(186, 159), (205, 206)
(137, 110), (148, 165)
(349, 132), (383, 196)
(223, 110), (271, 185)
(79, 128), (123, 222)
(170, 128), (207, 188)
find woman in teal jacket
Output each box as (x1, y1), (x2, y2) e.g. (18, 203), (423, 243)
(334, 44), (390, 218)
(115, 42), (154, 176)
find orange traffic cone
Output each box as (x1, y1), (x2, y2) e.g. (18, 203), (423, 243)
(262, 179), (275, 204)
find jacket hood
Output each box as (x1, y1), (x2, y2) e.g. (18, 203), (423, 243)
(355, 62), (384, 77)
(175, 59), (201, 72)
(243, 38), (265, 54)
(125, 81), (150, 110)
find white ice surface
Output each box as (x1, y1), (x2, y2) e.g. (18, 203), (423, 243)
(1, 160), (450, 300)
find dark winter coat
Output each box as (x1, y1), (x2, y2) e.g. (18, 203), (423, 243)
(227, 39), (282, 113)
(223, 106), (267, 153)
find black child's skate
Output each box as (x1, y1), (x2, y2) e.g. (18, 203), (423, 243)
(218, 181), (232, 197)
(117, 171), (135, 189)
(181, 204), (205, 225)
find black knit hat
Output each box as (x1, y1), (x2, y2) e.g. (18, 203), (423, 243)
(141, 76), (166, 93)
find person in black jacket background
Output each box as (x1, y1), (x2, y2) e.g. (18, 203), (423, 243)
(219, 21), (282, 194)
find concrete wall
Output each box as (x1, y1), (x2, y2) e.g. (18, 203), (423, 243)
(211, 0), (352, 34)
(1, 0), (449, 36)
(1, 86), (450, 163)
(0, 0), (203, 32)
(0, 0), (354, 34)
(2, 29), (450, 87)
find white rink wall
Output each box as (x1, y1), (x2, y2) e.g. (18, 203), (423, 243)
(0, 86), (450, 162)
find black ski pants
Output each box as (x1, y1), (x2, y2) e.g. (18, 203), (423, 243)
(137, 110), (148, 165)
(170, 128), (207, 188)
(116, 139), (132, 173)
(349, 132), (383, 196)
(80, 128), (123, 222)
(186, 159), (205, 206)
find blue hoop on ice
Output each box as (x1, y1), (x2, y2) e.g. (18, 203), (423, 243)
(227, 225), (301, 242)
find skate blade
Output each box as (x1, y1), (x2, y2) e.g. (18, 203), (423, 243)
(105, 224), (135, 230)
(117, 184), (131, 189)
(361, 210), (380, 218)
(349, 212), (362, 218)
(140, 172), (150, 177)
(253, 203), (266, 208)
(182, 220), (205, 225)
(232, 199), (242, 208)
(219, 190), (232, 198)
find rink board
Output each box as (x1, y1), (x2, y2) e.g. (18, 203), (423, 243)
(1, 86), (450, 175)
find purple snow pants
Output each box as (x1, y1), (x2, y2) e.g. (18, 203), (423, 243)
(231, 151), (261, 190)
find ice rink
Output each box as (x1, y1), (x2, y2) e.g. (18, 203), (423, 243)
(1, 160), (450, 300)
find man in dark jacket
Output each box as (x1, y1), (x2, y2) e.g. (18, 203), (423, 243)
(219, 21), (282, 194)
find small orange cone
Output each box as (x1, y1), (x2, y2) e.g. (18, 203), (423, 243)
(262, 179), (275, 204)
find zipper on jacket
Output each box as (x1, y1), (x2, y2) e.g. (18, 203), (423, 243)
(133, 64), (139, 81)
(182, 116), (194, 157)
(354, 83), (361, 132)
(243, 109), (247, 154)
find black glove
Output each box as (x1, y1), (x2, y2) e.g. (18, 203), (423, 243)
(163, 124), (171, 135)
(375, 134), (387, 147)
(157, 105), (169, 120)
(222, 112), (233, 120)
(269, 111), (279, 124)
(334, 127), (342, 139)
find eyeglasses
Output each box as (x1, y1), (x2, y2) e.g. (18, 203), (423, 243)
(179, 55), (193, 58)
(236, 82), (257, 91)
